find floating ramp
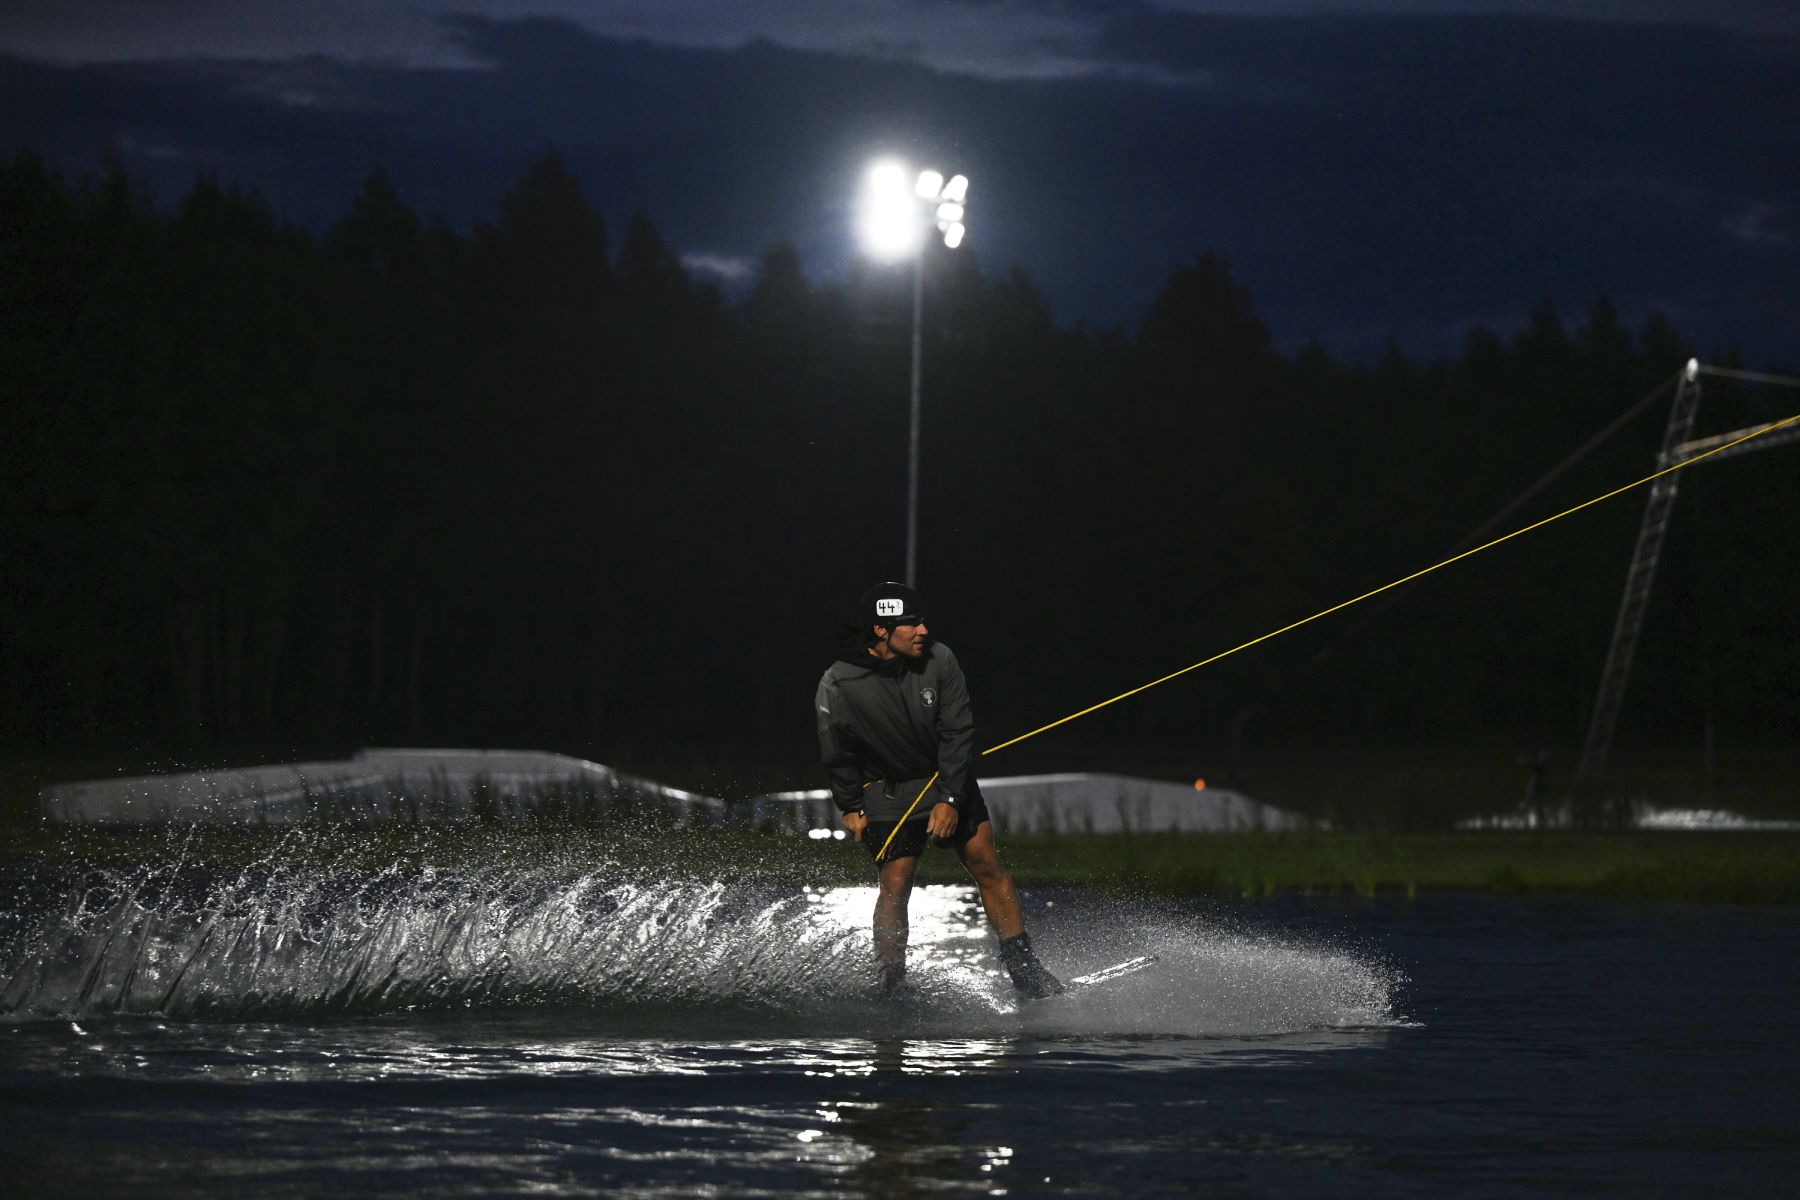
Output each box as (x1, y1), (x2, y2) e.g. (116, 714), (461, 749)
(750, 772), (1311, 835)
(39, 748), (724, 827)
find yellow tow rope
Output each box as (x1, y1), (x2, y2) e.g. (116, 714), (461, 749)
(873, 408), (1800, 862)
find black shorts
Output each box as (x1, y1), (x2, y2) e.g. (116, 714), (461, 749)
(862, 785), (991, 862)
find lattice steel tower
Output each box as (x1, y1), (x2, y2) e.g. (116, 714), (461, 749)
(1579, 360), (1800, 779)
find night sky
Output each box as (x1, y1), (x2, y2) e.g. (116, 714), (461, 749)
(3, 1), (1796, 363)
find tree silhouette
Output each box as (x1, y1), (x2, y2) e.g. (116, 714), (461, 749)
(1, 151), (1791, 779)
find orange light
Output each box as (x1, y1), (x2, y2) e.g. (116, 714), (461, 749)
(1193, 778), (1207, 791)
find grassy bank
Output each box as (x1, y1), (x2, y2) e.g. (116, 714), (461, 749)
(978, 831), (1800, 904)
(6, 826), (1799, 905)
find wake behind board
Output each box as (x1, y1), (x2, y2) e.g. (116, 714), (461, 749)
(1035, 954), (1160, 1000)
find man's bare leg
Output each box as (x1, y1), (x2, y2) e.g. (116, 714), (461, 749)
(952, 821), (1024, 939)
(874, 853), (919, 992)
(955, 821), (1062, 996)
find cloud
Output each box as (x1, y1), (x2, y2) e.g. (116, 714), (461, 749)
(681, 252), (758, 285)
(1, 10), (1795, 365)
(1722, 203), (1796, 249)
(15, 1), (1783, 81)
(0, 0), (483, 67)
(0, 0), (1117, 79)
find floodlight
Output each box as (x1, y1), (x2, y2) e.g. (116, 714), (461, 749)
(859, 158), (925, 260)
(868, 158), (909, 195)
(849, 156), (973, 587)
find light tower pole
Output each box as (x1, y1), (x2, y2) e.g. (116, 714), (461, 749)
(857, 160), (969, 586)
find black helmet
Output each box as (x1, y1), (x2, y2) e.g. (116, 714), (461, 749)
(861, 581), (924, 629)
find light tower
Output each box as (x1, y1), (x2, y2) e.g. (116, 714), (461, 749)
(857, 159), (970, 586)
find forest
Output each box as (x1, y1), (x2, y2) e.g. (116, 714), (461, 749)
(3, 148), (1795, 782)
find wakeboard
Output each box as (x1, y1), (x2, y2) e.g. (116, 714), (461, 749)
(1036, 954), (1160, 999)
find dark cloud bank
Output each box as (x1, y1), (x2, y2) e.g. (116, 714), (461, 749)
(2, 10), (1796, 362)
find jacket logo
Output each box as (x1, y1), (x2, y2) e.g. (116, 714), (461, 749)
(920, 688), (937, 707)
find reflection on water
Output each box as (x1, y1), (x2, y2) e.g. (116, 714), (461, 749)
(4, 1013), (1394, 1198)
(10, 894), (1789, 1197)
(16, 1019), (1393, 1088)
(1, 859), (1411, 1195)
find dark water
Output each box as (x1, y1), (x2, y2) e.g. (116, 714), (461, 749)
(2, 862), (1797, 1198)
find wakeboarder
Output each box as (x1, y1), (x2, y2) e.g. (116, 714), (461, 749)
(815, 582), (1063, 998)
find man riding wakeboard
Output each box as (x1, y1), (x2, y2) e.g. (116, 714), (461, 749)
(815, 582), (1063, 999)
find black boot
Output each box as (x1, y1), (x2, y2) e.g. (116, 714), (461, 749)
(999, 932), (1063, 998)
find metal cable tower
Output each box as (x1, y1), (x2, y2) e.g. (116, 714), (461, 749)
(1577, 360), (1702, 779)
(1576, 361), (1800, 783)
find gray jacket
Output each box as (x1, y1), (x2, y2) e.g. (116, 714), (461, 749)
(815, 641), (976, 821)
